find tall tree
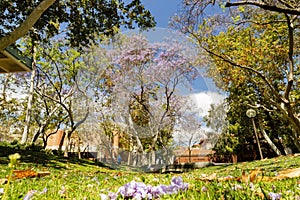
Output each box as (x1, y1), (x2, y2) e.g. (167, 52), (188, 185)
(34, 41), (95, 156)
(5, 0), (155, 144)
(92, 33), (199, 165)
(172, 0), (300, 152)
(204, 102), (227, 134)
(21, 40), (37, 144)
(0, 73), (27, 142)
(174, 108), (204, 163)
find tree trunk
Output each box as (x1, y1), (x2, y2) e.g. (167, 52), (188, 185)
(21, 44), (36, 144)
(112, 131), (119, 162)
(188, 147), (192, 163)
(32, 126), (44, 145)
(258, 119), (282, 156)
(150, 131), (160, 154)
(127, 113), (144, 152)
(63, 106), (89, 157)
(151, 150), (156, 165)
(31, 104), (61, 144)
(232, 154), (238, 163)
(77, 135), (81, 159)
(132, 151), (137, 166)
(260, 128), (282, 156)
(291, 130), (300, 152)
(284, 104), (300, 151)
(127, 151), (132, 165)
(63, 130), (70, 157)
(1, 74), (11, 103)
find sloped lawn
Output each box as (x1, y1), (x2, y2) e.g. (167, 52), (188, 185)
(0, 144), (299, 199)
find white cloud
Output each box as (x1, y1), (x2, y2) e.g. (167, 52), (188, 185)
(189, 91), (225, 117)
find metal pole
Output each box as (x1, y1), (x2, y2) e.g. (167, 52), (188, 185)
(251, 118), (263, 160)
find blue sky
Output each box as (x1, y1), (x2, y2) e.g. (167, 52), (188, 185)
(140, 0), (182, 28)
(137, 1), (225, 118)
(138, 0), (219, 92)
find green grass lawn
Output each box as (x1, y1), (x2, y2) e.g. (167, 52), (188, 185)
(0, 144), (299, 199)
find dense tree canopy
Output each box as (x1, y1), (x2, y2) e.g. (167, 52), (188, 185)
(172, 0), (300, 155)
(0, 0), (155, 50)
(1, 0), (155, 145)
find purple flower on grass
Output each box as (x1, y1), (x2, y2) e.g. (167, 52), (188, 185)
(158, 184), (173, 195)
(201, 186), (208, 192)
(171, 176), (189, 190)
(249, 182), (255, 190)
(108, 192), (118, 200)
(149, 185), (162, 199)
(59, 185), (66, 196)
(232, 184), (243, 191)
(40, 188), (48, 194)
(118, 181), (144, 197)
(268, 192), (282, 200)
(110, 176), (189, 199)
(23, 190), (37, 200)
(100, 193), (110, 200)
(92, 176), (100, 184)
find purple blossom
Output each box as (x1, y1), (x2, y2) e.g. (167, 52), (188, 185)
(201, 186), (208, 192)
(22, 188), (48, 200)
(232, 184), (243, 191)
(171, 176), (189, 190)
(108, 192), (118, 200)
(92, 176), (100, 184)
(58, 185), (66, 196)
(23, 190), (37, 200)
(148, 185), (163, 198)
(249, 182), (255, 190)
(40, 188), (48, 195)
(268, 192), (282, 200)
(109, 176), (189, 199)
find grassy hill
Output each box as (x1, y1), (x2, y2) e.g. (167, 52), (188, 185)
(0, 143), (299, 199)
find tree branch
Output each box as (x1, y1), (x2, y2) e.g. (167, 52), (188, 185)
(0, 0), (56, 50)
(246, 103), (275, 112)
(225, 1), (300, 15)
(202, 45), (289, 105)
(284, 14), (294, 101)
(277, 0), (295, 8)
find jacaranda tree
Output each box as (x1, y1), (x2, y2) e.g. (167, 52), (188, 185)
(91, 33), (200, 165)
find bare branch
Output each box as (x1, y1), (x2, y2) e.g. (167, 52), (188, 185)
(284, 14), (295, 100)
(246, 103), (275, 112)
(277, 0), (295, 8)
(201, 44), (289, 105)
(234, 19), (287, 26)
(225, 1), (300, 15)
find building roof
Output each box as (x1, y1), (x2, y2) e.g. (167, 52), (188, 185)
(0, 46), (32, 73)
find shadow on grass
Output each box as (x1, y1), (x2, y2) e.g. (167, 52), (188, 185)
(243, 155), (300, 174)
(0, 143), (111, 170)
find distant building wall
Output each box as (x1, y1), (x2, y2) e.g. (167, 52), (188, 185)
(175, 155), (211, 163)
(174, 148), (215, 164)
(45, 129), (100, 159)
(46, 130), (65, 150)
